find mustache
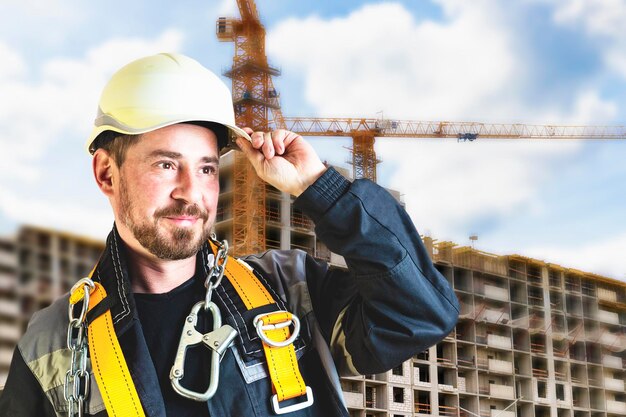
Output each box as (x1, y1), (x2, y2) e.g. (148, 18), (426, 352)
(155, 204), (209, 222)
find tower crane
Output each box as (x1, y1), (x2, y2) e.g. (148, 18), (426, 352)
(217, 0), (626, 255)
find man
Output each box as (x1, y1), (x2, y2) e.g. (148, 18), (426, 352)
(0, 53), (459, 416)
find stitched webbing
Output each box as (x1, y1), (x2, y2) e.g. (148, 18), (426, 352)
(214, 243), (308, 402)
(72, 282), (145, 417)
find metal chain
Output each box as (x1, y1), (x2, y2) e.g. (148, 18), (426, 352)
(65, 278), (94, 417)
(204, 235), (228, 309)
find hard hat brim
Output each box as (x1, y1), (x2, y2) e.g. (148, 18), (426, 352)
(86, 116), (252, 155)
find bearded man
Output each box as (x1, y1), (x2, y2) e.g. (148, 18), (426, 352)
(0, 53), (459, 417)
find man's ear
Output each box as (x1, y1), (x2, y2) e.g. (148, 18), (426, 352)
(93, 149), (116, 197)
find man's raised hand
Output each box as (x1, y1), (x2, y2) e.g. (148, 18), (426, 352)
(236, 128), (327, 197)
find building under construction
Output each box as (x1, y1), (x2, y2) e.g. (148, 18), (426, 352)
(1, 203), (624, 417)
(0, 227), (104, 387)
(340, 239), (626, 417)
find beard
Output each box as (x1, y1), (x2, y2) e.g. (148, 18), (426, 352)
(119, 177), (213, 260)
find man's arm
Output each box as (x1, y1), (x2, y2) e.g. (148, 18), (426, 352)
(294, 167), (459, 375)
(236, 129), (459, 375)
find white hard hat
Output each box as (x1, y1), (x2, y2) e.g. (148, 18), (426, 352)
(86, 53), (251, 154)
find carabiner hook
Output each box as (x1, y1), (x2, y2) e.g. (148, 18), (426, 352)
(170, 301), (237, 402)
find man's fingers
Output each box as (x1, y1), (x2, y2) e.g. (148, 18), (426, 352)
(239, 130), (274, 161)
(250, 131), (264, 149)
(242, 128), (301, 160)
(271, 130), (286, 155)
(282, 131), (299, 150)
(262, 132), (275, 158)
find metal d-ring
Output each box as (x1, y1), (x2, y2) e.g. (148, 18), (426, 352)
(253, 311), (301, 348)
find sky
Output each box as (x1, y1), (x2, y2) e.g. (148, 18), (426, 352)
(0, 0), (625, 281)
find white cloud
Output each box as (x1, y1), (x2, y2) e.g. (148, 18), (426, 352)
(551, 0), (626, 80)
(267, 0), (617, 123)
(0, 0), (87, 49)
(552, 0), (626, 38)
(267, 0), (624, 280)
(268, 2), (523, 120)
(0, 185), (112, 240)
(377, 139), (580, 239)
(0, 42), (25, 80)
(0, 0), (80, 20)
(0, 29), (185, 183)
(216, 0), (239, 16)
(570, 90), (618, 123)
(0, 30), (184, 235)
(606, 48), (626, 79)
(522, 232), (626, 281)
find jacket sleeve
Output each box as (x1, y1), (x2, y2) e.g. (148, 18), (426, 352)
(0, 346), (57, 416)
(294, 167), (459, 376)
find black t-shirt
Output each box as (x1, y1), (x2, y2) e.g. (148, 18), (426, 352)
(134, 276), (212, 417)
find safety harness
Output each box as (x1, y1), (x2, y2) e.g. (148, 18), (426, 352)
(66, 238), (313, 416)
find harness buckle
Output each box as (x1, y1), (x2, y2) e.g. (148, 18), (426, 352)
(253, 311), (300, 348)
(170, 300), (238, 402)
(271, 386), (314, 415)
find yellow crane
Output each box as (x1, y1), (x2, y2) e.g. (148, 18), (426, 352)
(217, 1), (286, 256)
(217, 0), (626, 255)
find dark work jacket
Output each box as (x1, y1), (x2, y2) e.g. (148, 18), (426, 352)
(0, 168), (459, 416)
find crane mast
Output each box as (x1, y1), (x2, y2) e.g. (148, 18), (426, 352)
(217, 0), (285, 256)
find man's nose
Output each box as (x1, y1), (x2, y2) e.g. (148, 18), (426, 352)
(171, 169), (203, 204)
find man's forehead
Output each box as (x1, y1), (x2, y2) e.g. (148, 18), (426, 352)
(146, 149), (219, 164)
(130, 124), (220, 159)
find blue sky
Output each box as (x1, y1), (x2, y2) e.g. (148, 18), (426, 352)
(0, 0), (625, 280)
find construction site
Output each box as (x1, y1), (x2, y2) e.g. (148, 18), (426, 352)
(1, 221), (625, 417)
(1, 0), (626, 416)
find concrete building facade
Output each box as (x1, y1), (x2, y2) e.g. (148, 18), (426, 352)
(0, 237), (19, 387)
(0, 226), (104, 386)
(339, 241), (626, 417)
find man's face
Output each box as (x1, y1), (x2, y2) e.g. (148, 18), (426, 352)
(114, 123), (220, 260)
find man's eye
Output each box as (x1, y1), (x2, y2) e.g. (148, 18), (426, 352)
(158, 162), (174, 170)
(202, 166), (217, 175)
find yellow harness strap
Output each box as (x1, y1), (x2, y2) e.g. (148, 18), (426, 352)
(258, 311), (307, 400)
(70, 282), (145, 417)
(219, 247), (308, 404)
(67, 242), (309, 415)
